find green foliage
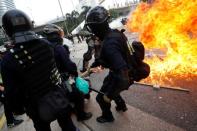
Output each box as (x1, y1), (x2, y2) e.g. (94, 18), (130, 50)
(109, 9), (119, 22)
(55, 6), (91, 35)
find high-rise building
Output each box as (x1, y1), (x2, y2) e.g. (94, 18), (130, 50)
(0, 0), (16, 25)
(0, 0), (16, 43)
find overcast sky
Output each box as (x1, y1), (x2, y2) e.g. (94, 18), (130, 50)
(14, 0), (135, 25)
(14, 0), (80, 25)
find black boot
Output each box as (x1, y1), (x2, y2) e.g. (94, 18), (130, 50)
(115, 104), (128, 112)
(77, 112), (92, 121)
(7, 119), (23, 128)
(84, 93), (91, 100)
(80, 68), (87, 73)
(114, 96), (128, 112)
(96, 115), (114, 123)
(80, 61), (89, 73)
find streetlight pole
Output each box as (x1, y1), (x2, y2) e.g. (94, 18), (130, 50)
(57, 0), (69, 35)
(99, 0), (106, 5)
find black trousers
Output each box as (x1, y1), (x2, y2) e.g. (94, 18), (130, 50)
(0, 92), (15, 124)
(82, 47), (94, 70)
(96, 72), (126, 118)
(29, 106), (76, 131)
(26, 87), (77, 131)
(68, 86), (86, 118)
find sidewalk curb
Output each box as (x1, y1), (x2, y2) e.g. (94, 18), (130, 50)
(82, 93), (186, 131)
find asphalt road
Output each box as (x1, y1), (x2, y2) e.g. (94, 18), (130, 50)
(88, 70), (197, 131)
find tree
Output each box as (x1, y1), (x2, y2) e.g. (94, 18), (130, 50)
(71, 10), (79, 18)
(71, 10), (80, 24)
(59, 7), (91, 34)
(81, 6), (91, 16)
(66, 13), (72, 22)
(109, 9), (119, 21)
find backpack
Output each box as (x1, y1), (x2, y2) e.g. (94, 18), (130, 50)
(107, 29), (150, 82)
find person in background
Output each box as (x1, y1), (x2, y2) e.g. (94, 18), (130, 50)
(76, 34), (82, 43)
(67, 34), (74, 44)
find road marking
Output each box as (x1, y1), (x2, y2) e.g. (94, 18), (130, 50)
(0, 114), (6, 130)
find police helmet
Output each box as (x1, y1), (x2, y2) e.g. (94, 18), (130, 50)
(85, 6), (110, 26)
(2, 9), (33, 37)
(43, 24), (64, 38)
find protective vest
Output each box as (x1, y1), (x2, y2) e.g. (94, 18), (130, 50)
(10, 31), (62, 100)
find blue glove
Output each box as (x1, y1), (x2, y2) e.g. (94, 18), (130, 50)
(75, 77), (89, 94)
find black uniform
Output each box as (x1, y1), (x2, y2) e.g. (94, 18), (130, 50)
(1, 10), (77, 131)
(43, 23), (92, 122)
(85, 6), (131, 123)
(52, 42), (92, 121)
(94, 29), (131, 120)
(0, 62), (23, 127)
(2, 37), (77, 131)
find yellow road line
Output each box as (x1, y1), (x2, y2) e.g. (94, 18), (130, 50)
(0, 114), (6, 130)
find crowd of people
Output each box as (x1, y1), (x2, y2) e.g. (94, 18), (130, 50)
(0, 5), (149, 131)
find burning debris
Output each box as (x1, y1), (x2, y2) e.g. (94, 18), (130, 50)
(127, 0), (197, 88)
(134, 82), (190, 92)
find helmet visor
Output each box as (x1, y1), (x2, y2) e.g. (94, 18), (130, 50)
(11, 17), (26, 26)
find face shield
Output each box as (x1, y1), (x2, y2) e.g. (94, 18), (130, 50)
(85, 21), (109, 40)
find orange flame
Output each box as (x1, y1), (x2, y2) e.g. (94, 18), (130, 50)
(127, 0), (197, 88)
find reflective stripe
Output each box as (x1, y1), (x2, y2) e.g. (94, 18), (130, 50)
(10, 39), (61, 99)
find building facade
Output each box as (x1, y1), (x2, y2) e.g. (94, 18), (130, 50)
(0, 0), (16, 44)
(0, 0), (16, 25)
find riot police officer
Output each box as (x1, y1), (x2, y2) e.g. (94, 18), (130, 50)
(0, 50), (23, 128)
(85, 6), (132, 123)
(80, 34), (96, 73)
(43, 24), (92, 121)
(1, 10), (77, 131)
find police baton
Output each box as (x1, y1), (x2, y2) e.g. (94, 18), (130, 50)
(89, 87), (105, 95)
(89, 87), (111, 103)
